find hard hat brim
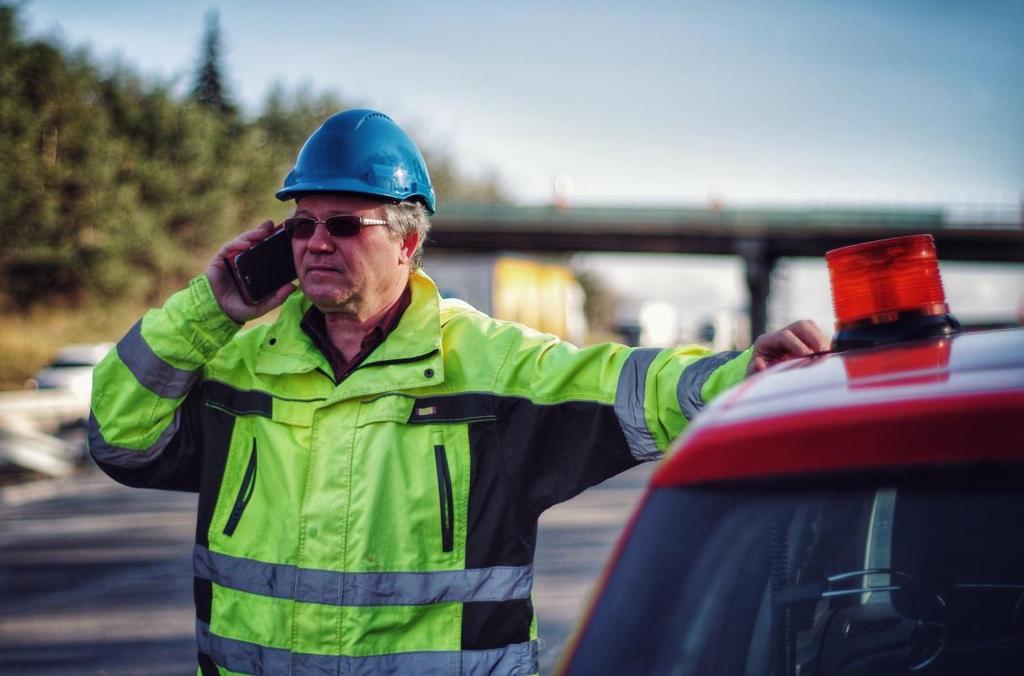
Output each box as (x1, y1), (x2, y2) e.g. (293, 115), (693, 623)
(276, 179), (435, 214)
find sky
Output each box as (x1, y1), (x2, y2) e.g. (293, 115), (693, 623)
(18, 0), (1024, 335)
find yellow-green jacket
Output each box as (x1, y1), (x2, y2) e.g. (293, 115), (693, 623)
(88, 270), (750, 675)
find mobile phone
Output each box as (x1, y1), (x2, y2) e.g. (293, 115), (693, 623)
(225, 227), (297, 305)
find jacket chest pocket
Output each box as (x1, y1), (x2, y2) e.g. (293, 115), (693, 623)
(409, 396), (498, 557)
(432, 429), (455, 553)
(352, 394), (496, 566)
(203, 383), (315, 560)
(207, 416), (261, 541)
(223, 440), (257, 536)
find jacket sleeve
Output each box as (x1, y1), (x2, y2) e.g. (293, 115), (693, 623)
(88, 275), (241, 491)
(491, 326), (751, 518)
(615, 345), (751, 460)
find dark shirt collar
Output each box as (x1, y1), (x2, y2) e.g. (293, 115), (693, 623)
(300, 285), (412, 383)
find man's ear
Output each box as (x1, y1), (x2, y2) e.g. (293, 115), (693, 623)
(399, 231), (420, 264)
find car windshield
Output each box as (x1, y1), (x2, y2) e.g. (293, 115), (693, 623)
(564, 466), (1024, 676)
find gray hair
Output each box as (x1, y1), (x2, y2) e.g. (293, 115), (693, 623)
(381, 201), (432, 272)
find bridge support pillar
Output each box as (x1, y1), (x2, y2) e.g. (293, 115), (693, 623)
(737, 239), (776, 344)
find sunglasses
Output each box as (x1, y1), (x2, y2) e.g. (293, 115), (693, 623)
(282, 215), (388, 239)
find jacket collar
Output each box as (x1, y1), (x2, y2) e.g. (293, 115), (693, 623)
(254, 271), (444, 394)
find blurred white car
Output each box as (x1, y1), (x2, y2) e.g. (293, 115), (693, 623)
(28, 343), (114, 403)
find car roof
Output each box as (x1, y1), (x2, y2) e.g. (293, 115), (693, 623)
(654, 328), (1024, 487)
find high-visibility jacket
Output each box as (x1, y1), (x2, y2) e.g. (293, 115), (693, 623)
(89, 269), (749, 675)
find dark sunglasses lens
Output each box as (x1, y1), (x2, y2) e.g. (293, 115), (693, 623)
(324, 216), (363, 237)
(283, 218), (317, 239)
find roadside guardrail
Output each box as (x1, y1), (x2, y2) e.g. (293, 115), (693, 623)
(0, 389), (89, 477)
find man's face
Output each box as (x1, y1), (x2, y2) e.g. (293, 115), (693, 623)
(291, 193), (418, 316)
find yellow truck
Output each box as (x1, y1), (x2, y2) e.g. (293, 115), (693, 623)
(425, 253), (587, 345)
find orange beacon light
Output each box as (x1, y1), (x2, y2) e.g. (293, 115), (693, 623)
(826, 234), (960, 351)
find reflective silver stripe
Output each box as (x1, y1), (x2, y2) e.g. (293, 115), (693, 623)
(463, 640), (539, 676)
(194, 545), (533, 606)
(614, 348), (662, 461)
(197, 619), (325, 673)
(197, 620), (539, 675)
(117, 320), (201, 399)
(677, 351), (741, 422)
(87, 411), (181, 468)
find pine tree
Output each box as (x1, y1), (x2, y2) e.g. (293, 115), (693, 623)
(190, 10), (235, 116)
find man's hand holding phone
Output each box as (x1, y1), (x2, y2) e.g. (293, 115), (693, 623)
(207, 220), (298, 324)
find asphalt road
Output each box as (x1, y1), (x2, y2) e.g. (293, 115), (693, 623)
(0, 462), (654, 675)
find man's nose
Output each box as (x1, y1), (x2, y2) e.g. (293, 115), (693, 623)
(306, 222), (335, 251)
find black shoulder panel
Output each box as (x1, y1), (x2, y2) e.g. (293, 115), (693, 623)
(499, 397), (638, 521)
(459, 393), (638, 569)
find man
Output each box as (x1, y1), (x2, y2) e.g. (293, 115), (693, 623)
(89, 109), (827, 674)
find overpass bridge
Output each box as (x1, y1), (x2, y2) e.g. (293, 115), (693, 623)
(429, 203), (1024, 339)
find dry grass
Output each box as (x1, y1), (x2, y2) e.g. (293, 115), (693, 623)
(0, 301), (149, 390)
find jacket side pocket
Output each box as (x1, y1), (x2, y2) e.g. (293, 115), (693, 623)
(433, 433), (455, 553)
(223, 440), (257, 536)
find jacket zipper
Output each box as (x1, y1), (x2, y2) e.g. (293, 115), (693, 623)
(433, 443), (455, 553)
(223, 441), (258, 536)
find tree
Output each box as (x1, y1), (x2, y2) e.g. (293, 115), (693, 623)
(190, 10), (235, 116)
(0, 2), (506, 311)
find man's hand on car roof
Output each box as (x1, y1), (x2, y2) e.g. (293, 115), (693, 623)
(747, 320), (830, 376)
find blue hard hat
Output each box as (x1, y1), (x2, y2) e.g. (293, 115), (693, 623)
(276, 109), (436, 213)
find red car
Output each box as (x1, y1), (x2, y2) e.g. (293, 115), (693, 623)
(559, 236), (1024, 676)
